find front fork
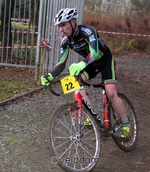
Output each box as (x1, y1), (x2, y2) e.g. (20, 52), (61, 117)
(71, 90), (83, 138)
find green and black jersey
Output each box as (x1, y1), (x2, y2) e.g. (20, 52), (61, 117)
(51, 24), (117, 84)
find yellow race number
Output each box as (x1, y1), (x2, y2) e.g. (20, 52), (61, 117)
(60, 76), (80, 94)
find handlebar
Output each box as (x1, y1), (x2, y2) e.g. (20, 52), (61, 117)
(49, 80), (61, 96)
(48, 73), (105, 96)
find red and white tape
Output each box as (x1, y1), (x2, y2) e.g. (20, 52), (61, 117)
(0, 45), (38, 49)
(11, 18), (30, 22)
(0, 45), (57, 51)
(0, 31), (149, 49)
(98, 30), (150, 37)
(11, 30), (38, 34)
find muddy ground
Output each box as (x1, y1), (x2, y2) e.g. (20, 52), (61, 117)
(0, 56), (150, 172)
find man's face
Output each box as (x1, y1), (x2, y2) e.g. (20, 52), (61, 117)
(58, 21), (72, 37)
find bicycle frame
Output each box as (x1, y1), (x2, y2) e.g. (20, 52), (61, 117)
(74, 88), (110, 129)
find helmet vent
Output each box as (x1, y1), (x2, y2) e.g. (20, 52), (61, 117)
(68, 10), (74, 15)
(67, 15), (71, 20)
(58, 16), (62, 21)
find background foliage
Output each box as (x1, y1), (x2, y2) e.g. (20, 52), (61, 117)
(84, 0), (150, 55)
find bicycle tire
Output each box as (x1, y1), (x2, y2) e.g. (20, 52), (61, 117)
(47, 102), (101, 172)
(108, 93), (138, 152)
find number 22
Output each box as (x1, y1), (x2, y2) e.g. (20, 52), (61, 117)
(65, 82), (74, 90)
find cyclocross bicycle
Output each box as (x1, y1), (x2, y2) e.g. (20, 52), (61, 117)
(46, 74), (138, 172)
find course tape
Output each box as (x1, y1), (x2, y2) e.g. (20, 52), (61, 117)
(0, 46), (38, 49)
(0, 31), (149, 49)
(98, 30), (150, 37)
(11, 30), (150, 37)
(0, 46), (56, 50)
(11, 31), (38, 34)
(11, 18), (30, 22)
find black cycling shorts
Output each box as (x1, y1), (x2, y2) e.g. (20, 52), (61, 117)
(83, 49), (117, 84)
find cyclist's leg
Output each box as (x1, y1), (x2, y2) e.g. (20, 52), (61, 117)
(79, 86), (92, 106)
(79, 67), (101, 126)
(101, 50), (130, 137)
(105, 84), (127, 119)
(79, 67), (100, 108)
(105, 84), (131, 132)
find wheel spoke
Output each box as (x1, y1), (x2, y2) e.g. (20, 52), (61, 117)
(55, 114), (72, 133)
(59, 142), (74, 159)
(54, 138), (71, 149)
(81, 138), (96, 150)
(82, 128), (94, 136)
(52, 126), (70, 137)
(77, 141), (96, 158)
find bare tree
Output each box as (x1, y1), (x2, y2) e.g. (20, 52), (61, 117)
(94, 0), (99, 13)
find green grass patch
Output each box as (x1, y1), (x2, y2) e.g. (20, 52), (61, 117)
(12, 22), (28, 31)
(0, 80), (27, 101)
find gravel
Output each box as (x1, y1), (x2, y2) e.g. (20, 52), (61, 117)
(0, 56), (150, 172)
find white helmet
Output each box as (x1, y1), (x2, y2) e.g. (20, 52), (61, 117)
(54, 8), (78, 26)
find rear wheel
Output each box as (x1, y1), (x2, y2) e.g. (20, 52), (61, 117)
(47, 102), (101, 172)
(108, 93), (138, 151)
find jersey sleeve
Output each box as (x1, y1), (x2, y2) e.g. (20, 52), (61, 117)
(51, 38), (70, 77)
(83, 26), (106, 65)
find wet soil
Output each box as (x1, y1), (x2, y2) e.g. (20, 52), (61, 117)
(0, 56), (150, 172)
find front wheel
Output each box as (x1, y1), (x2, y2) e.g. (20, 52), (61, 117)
(108, 93), (138, 152)
(47, 102), (101, 172)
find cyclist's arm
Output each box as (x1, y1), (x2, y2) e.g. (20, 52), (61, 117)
(51, 45), (70, 77)
(83, 26), (107, 65)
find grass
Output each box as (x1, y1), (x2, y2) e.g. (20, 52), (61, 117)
(0, 67), (39, 102)
(0, 81), (27, 101)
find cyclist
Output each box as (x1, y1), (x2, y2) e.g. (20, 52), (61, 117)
(41, 8), (130, 138)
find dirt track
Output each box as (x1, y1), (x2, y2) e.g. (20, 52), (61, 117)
(0, 57), (150, 172)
